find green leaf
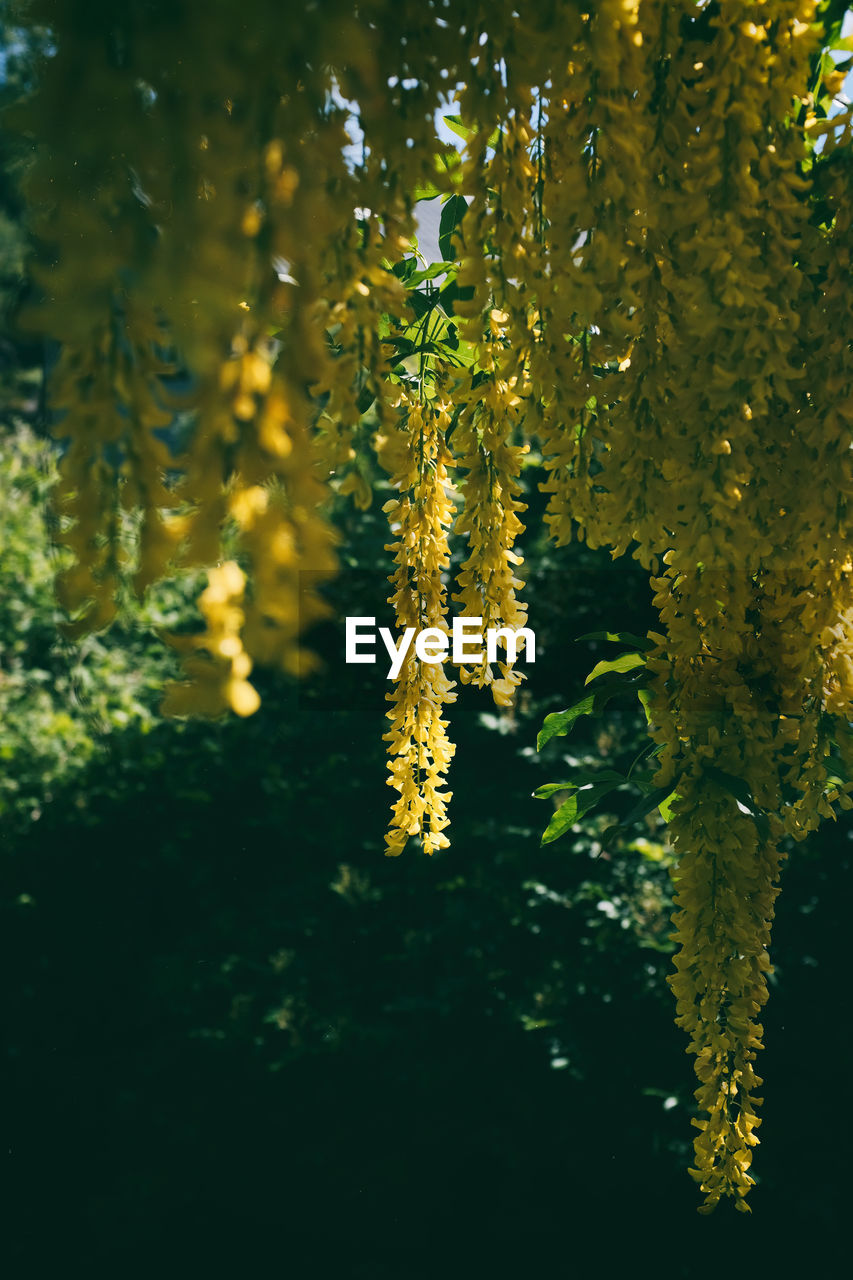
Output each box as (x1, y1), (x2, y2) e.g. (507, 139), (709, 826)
(584, 652), (646, 684)
(596, 783), (676, 834)
(533, 768), (624, 800)
(620, 785), (678, 829)
(407, 290), (432, 320)
(576, 630), (652, 650)
(382, 335), (416, 356)
(408, 261), (454, 286)
(537, 672), (645, 751)
(533, 782), (576, 799)
(627, 738), (662, 778)
(442, 114), (501, 150)
(391, 256), (419, 282)
(576, 768), (626, 786)
(439, 193), (468, 260)
(438, 276), (474, 316)
(537, 694), (596, 750)
(594, 769), (677, 846)
(658, 790), (680, 822)
(436, 149), (462, 177)
(442, 114), (474, 142)
(541, 779), (623, 846)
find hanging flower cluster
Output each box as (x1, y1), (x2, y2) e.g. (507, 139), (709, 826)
(380, 390), (457, 856)
(9, 0), (853, 1213)
(451, 317), (530, 707)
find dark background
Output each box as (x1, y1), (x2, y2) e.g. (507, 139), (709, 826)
(3, 464), (850, 1276)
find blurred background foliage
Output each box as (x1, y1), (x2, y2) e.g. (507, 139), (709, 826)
(1, 11), (852, 1277)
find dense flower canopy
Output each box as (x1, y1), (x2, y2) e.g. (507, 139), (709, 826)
(7, 0), (853, 1213)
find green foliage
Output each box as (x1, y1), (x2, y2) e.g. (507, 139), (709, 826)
(533, 630), (678, 846)
(438, 193), (468, 261)
(584, 651), (646, 683)
(0, 424), (200, 833)
(536, 770), (626, 846)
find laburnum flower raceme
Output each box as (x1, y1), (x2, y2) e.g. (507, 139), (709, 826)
(379, 390), (457, 856)
(8, 0), (853, 1213)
